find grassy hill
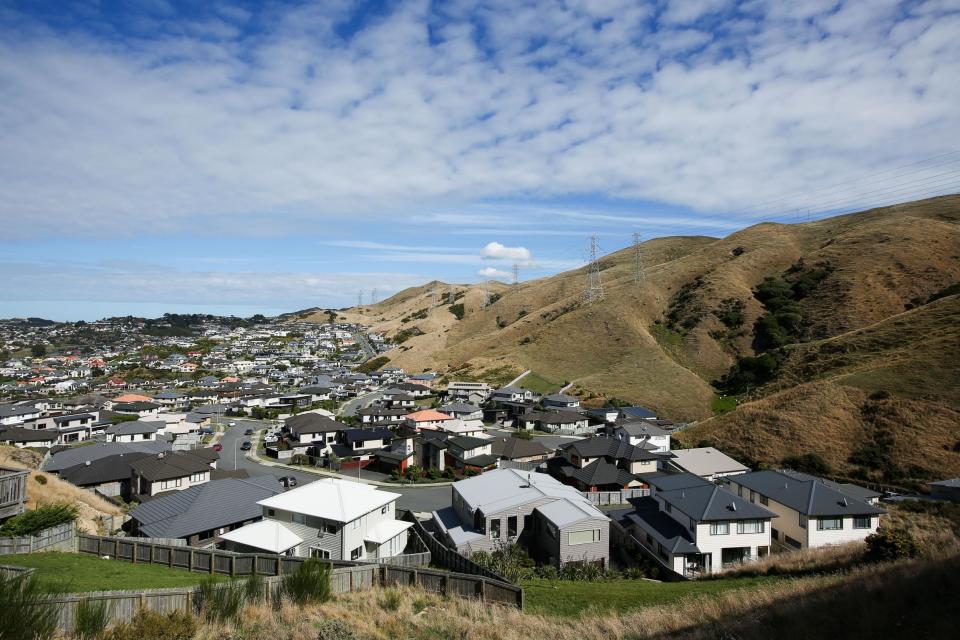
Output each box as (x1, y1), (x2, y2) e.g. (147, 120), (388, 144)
(307, 195), (960, 481)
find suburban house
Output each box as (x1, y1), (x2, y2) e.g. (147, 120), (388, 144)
(220, 478), (413, 560)
(43, 440), (172, 473)
(444, 381), (492, 405)
(0, 426), (59, 448)
(437, 402), (484, 424)
(129, 451), (213, 498)
(725, 470), (885, 551)
(59, 452), (152, 499)
(548, 436), (667, 491)
(111, 401), (162, 418)
(490, 436), (552, 464)
(542, 393), (580, 409)
(129, 476), (282, 547)
(669, 447), (749, 481)
(404, 409), (455, 432)
(105, 420), (162, 443)
(356, 406), (407, 425)
(520, 410), (593, 435)
(626, 473), (776, 577)
(330, 428), (394, 468)
(432, 469), (609, 568)
(611, 419), (671, 452)
(285, 413), (347, 449)
(491, 386), (539, 404)
(929, 478), (960, 502)
(444, 436), (498, 471)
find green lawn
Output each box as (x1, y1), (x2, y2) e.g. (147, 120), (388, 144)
(0, 552), (231, 592)
(710, 394), (738, 414)
(521, 576), (777, 617)
(517, 371), (563, 395)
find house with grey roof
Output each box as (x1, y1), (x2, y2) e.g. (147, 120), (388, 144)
(129, 451), (213, 498)
(59, 451), (152, 499)
(929, 478), (960, 502)
(432, 469), (609, 568)
(669, 447), (748, 481)
(44, 440), (172, 473)
(542, 393), (580, 409)
(725, 470), (884, 551)
(490, 436), (551, 464)
(549, 436), (669, 490)
(520, 410), (592, 435)
(129, 475), (282, 547)
(611, 419), (671, 452)
(626, 472), (777, 577)
(105, 420), (162, 443)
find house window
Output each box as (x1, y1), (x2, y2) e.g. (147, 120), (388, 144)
(352, 518), (361, 530)
(736, 520), (764, 534)
(382, 505), (389, 514)
(324, 523), (338, 535)
(737, 485), (743, 498)
(817, 517), (842, 531)
(749, 490), (756, 503)
(267, 509), (275, 517)
(569, 529), (601, 545)
(309, 548), (330, 559)
(351, 546), (362, 560)
(490, 519), (501, 539)
(759, 495), (769, 506)
(508, 516), (517, 538)
(799, 514), (808, 529)
(292, 513), (307, 525)
(710, 523), (729, 535)
(853, 516), (872, 530)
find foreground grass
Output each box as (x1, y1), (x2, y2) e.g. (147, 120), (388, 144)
(520, 575), (776, 617)
(0, 552), (230, 592)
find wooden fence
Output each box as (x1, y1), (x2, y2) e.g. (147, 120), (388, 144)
(608, 517), (685, 581)
(0, 522), (77, 556)
(0, 465), (29, 520)
(401, 511), (515, 584)
(581, 488), (649, 506)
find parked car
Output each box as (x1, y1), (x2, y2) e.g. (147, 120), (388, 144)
(228, 421), (237, 427)
(212, 443), (223, 452)
(244, 428), (254, 436)
(278, 476), (298, 488)
(240, 441), (252, 451)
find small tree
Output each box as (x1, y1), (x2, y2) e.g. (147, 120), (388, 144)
(865, 527), (921, 562)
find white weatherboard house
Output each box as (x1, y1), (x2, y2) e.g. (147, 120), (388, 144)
(626, 473), (776, 577)
(220, 478), (412, 560)
(725, 470), (885, 551)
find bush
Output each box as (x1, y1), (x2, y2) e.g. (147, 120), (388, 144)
(244, 573), (266, 603)
(515, 430), (533, 440)
(0, 572), (60, 640)
(378, 587), (403, 611)
(0, 502), (78, 536)
(782, 452), (832, 475)
(102, 609), (196, 640)
(34, 475), (47, 486)
(75, 598), (109, 640)
(447, 303), (465, 320)
(195, 576), (244, 622)
(281, 557), (332, 606)
(315, 619), (356, 640)
(865, 527), (921, 563)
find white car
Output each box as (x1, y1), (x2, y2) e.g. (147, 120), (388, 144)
(228, 422), (237, 427)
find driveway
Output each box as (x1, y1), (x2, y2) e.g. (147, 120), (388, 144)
(217, 418), (451, 513)
(340, 390), (384, 418)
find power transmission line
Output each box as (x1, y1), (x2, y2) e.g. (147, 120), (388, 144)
(585, 235), (604, 304)
(512, 264), (520, 285)
(357, 290), (363, 308)
(633, 232), (644, 285)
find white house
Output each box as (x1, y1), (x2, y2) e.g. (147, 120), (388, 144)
(612, 419), (671, 453)
(220, 478), (412, 560)
(725, 470), (885, 551)
(626, 473), (776, 578)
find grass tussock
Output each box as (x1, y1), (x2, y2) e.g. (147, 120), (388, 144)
(189, 552), (960, 640)
(0, 572), (60, 640)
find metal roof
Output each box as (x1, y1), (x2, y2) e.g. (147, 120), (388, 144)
(731, 470), (885, 517)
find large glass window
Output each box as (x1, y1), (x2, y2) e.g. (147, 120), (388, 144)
(292, 513), (307, 525)
(568, 529), (602, 545)
(709, 523), (729, 535)
(853, 516), (872, 530)
(310, 548), (330, 559)
(351, 546), (362, 560)
(736, 520), (764, 534)
(490, 519), (501, 539)
(799, 514), (808, 529)
(507, 516), (517, 538)
(817, 517), (842, 531)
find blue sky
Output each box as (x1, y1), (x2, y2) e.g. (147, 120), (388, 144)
(1, 0), (958, 320)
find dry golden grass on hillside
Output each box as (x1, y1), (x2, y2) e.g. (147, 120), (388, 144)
(0, 445), (122, 534)
(189, 553), (960, 640)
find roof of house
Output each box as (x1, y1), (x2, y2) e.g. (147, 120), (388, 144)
(105, 420), (163, 436)
(618, 406), (657, 420)
(614, 419), (671, 437)
(285, 413), (347, 434)
(452, 468), (604, 522)
(404, 410), (453, 422)
(257, 478), (400, 523)
(129, 451), (212, 482)
(930, 478), (960, 488)
(528, 410), (587, 425)
(626, 497), (699, 554)
(650, 473), (776, 522)
(447, 436), (490, 451)
(542, 393), (579, 404)
(490, 436), (551, 460)
(570, 458), (637, 488)
(0, 427), (57, 443)
(342, 428), (393, 444)
(44, 440), (172, 472)
(670, 447), (749, 477)
(779, 469), (883, 501)
(437, 402), (481, 414)
(112, 401), (160, 412)
(365, 519), (413, 544)
(219, 519), (302, 553)
(731, 470), (885, 517)
(559, 436), (661, 462)
(59, 452), (152, 486)
(130, 476), (282, 539)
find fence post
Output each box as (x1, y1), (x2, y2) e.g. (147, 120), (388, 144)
(478, 578), (486, 602)
(188, 550), (194, 573)
(252, 555), (258, 576)
(169, 546), (174, 569)
(209, 552), (214, 574)
(230, 555), (236, 577)
(132, 542), (138, 564)
(441, 573), (449, 597)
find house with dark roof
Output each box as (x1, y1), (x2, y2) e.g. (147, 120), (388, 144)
(626, 473), (776, 577)
(105, 420), (162, 443)
(59, 451), (152, 498)
(929, 477), (960, 502)
(726, 470), (884, 551)
(0, 426), (58, 448)
(284, 413), (347, 450)
(520, 410), (593, 435)
(444, 436), (498, 471)
(611, 419), (671, 452)
(490, 436), (551, 464)
(129, 451), (213, 498)
(547, 436), (668, 492)
(111, 401), (162, 418)
(542, 393), (580, 409)
(129, 475), (282, 547)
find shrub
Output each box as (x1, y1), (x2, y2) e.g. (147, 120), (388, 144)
(447, 303), (465, 320)
(865, 527), (921, 563)
(195, 576), (244, 622)
(34, 475), (47, 486)
(315, 619), (356, 640)
(782, 452), (832, 475)
(0, 572), (59, 640)
(74, 598), (110, 640)
(378, 587), (403, 611)
(515, 430), (533, 440)
(101, 609), (196, 640)
(281, 557), (332, 606)
(0, 502), (78, 536)
(244, 573), (266, 603)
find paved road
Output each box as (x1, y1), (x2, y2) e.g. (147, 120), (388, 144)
(340, 390), (384, 418)
(218, 418), (450, 513)
(352, 331), (376, 361)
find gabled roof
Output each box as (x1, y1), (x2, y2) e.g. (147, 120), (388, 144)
(257, 478), (400, 523)
(130, 476), (281, 538)
(404, 409), (453, 422)
(106, 420), (163, 436)
(129, 451), (212, 481)
(219, 519), (302, 553)
(60, 452), (152, 486)
(731, 470), (885, 517)
(342, 427), (393, 444)
(614, 419), (671, 437)
(285, 413), (347, 434)
(447, 436), (490, 451)
(652, 473), (776, 522)
(779, 469), (882, 501)
(560, 436), (660, 462)
(437, 402), (481, 414)
(570, 458), (637, 488)
(44, 440), (171, 472)
(490, 436), (550, 460)
(528, 410), (586, 425)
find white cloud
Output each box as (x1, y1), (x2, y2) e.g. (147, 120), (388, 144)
(477, 267), (512, 280)
(0, 1), (958, 238)
(480, 242), (532, 262)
